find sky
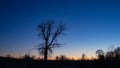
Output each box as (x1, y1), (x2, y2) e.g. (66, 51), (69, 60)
(1, 0), (120, 59)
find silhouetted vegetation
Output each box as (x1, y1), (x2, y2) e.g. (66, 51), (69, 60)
(81, 53), (86, 60)
(22, 54), (35, 60)
(1, 20), (120, 68)
(105, 47), (120, 60)
(55, 55), (68, 61)
(0, 47), (120, 68)
(96, 49), (105, 60)
(37, 20), (67, 61)
(95, 47), (120, 61)
(0, 55), (120, 68)
(6, 54), (11, 58)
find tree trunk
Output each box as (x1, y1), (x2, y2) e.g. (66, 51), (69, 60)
(44, 46), (48, 61)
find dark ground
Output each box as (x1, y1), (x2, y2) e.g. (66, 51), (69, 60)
(0, 56), (120, 68)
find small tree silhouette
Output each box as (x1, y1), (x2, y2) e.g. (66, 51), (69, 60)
(81, 53), (86, 60)
(37, 20), (67, 61)
(55, 56), (58, 60)
(22, 54), (34, 60)
(57, 55), (68, 61)
(6, 54), (11, 58)
(96, 49), (105, 60)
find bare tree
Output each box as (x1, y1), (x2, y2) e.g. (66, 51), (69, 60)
(37, 20), (67, 61)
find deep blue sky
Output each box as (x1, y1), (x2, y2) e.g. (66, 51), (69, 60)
(1, 0), (120, 59)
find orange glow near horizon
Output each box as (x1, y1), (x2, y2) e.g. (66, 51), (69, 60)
(0, 53), (97, 60)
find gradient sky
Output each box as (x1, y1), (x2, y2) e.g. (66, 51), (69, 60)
(1, 0), (120, 59)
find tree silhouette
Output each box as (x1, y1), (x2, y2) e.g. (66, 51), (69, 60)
(22, 54), (34, 60)
(114, 47), (120, 60)
(105, 47), (120, 60)
(55, 56), (59, 60)
(81, 53), (86, 60)
(105, 51), (114, 60)
(56, 55), (68, 61)
(37, 20), (67, 61)
(96, 49), (105, 60)
(6, 54), (11, 58)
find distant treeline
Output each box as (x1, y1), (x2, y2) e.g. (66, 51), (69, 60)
(96, 46), (120, 60)
(0, 56), (120, 68)
(0, 46), (120, 68)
